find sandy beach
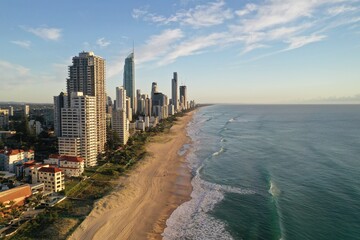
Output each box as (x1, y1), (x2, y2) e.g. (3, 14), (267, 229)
(69, 111), (194, 240)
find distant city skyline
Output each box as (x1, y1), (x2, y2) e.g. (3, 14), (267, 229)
(1, 0), (360, 103)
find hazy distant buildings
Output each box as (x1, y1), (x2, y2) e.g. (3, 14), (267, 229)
(180, 85), (187, 110)
(172, 72), (178, 111)
(54, 92), (68, 137)
(24, 105), (30, 117)
(123, 52), (135, 114)
(58, 92), (98, 167)
(8, 106), (13, 117)
(67, 51), (106, 153)
(0, 109), (9, 130)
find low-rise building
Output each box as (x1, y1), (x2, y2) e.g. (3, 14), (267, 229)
(0, 184), (32, 207)
(31, 166), (65, 193)
(0, 149), (35, 173)
(59, 155), (84, 177)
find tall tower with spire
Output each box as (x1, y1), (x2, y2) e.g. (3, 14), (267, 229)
(123, 50), (135, 115)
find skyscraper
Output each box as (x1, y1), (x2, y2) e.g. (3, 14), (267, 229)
(59, 92), (97, 167)
(54, 92), (68, 137)
(172, 72), (178, 111)
(180, 85), (187, 110)
(151, 82), (158, 100)
(123, 52), (135, 115)
(67, 51), (106, 153)
(112, 86), (129, 145)
(24, 105), (30, 117)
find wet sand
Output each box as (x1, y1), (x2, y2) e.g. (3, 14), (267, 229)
(69, 111), (194, 240)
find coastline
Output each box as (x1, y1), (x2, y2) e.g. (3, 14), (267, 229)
(69, 111), (195, 240)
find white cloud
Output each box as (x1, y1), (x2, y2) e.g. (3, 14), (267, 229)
(0, 60), (30, 76)
(285, 34), (327, 50)
(128, 0), (359, 65)
(159, 32), (226, 65)
(327, 5), (357, 16)
(24, 26), (62, 41)
(96, 38), (111, 48)
(132, 8), (148, 19)
(11, 40), (31, 49)
(235, 4), (257, 17)
(137, 29), (184, 64)
(132, 0), (233, 28)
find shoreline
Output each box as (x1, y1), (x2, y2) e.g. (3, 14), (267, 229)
(69, 111), (195, 240)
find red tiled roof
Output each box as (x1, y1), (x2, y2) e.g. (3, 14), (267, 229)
(38, 167), (62, 173)
(24, 161), (36, 166)
(59, 155), (84, 163)
(0, 149), (34, 156)
(49, 154), (60, 159)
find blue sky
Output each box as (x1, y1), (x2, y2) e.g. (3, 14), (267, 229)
(1, 0), (360, 103)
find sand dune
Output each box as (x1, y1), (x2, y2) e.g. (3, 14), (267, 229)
(69, 112), (194, 240)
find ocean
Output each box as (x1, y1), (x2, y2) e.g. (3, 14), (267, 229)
(163, 105), (360, 240)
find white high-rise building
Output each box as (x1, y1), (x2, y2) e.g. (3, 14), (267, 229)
(24, 105), (30, 117)
(112, 87), (129, 145)
(58, 92), (98, 167)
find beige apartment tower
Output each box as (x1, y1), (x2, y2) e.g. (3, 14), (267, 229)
(58, 92), (98, 167)
(67, 51), (106, 153)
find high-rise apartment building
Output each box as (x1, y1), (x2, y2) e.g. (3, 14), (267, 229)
(151, 82), (158, 99)
(0, 109), (9, 130)
(53, 92), (68, 137)
(67, 51), (106, 153)
(8, 106), (14, 117)
(58, 92), (97, 167)
(112, 87), (129, 145)
(123, 52), (135, 115)
(24, 105), (30, 117)
(172, 72), (178, 111)
(180, 85), (187, 110)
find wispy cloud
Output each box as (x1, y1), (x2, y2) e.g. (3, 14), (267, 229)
(132, 0), (233, 28)
(327, 5), (357, 16)
(96, 37), (111, 48)
(159, 32), (226, 65)
(11, 40), (31, 49)
(137, 29), (184, 64)
(130, 0), (360, 66)
(285, 34), (327, 50)
(235, 3), (257, 17)
(23, 26), (62, 41)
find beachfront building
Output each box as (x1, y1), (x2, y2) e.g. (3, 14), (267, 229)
(112, 86), (129, 145)
(179, 85), (187, 110)
(58, 92), (98, 167)
(31, 166), (65, 192)
(59, 156), (84, 177)
(172, 72), (179, 111)
(67, 51), (106, 153)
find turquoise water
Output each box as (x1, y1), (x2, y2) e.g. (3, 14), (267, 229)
(163, 105), (360, 240)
